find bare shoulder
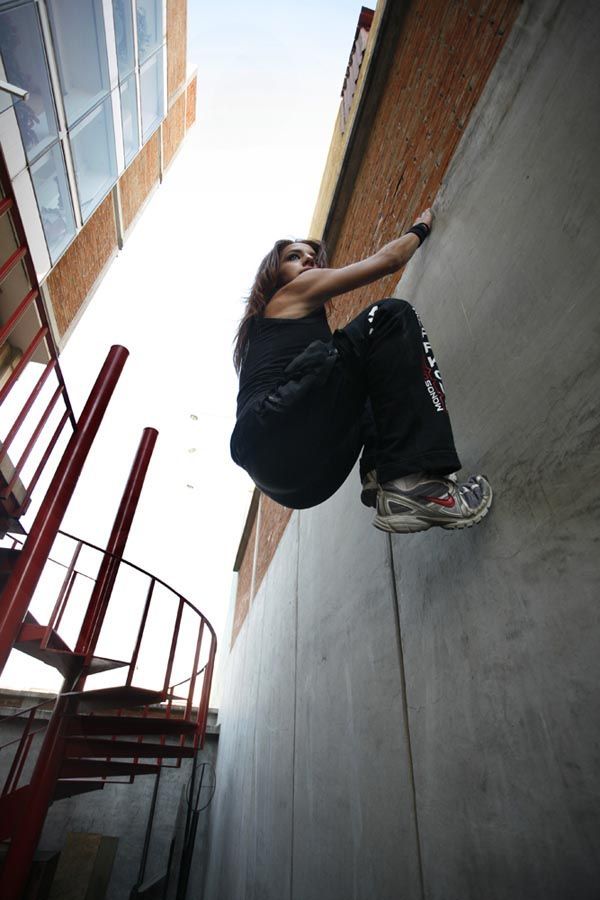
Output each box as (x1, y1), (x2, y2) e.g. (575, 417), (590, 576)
(264, 282), (321, 319)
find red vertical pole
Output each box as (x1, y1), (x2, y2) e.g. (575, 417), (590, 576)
(0, 346), (129, 676)
(75, 427), (158, 658)
(1, 693), (72, 900)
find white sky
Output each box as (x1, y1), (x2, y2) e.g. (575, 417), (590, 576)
(1, 0), (365, 694)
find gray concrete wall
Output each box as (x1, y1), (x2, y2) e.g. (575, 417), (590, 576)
(206, 2), (600, 898)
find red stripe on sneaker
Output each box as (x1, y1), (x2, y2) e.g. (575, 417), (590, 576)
(424, 495), (455, 508)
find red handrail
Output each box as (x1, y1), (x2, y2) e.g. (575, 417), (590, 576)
(0, 150), (77, 524)
(0, 326), (48, 407)
(2, 385), (64, 496)
(0, 358), (57, 463)
(0, 245), (27, 284)
(0, 287), (38, 348)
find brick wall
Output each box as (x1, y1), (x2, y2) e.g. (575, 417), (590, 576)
(231, 513), (257, 647)
(119, 131), (161, 233)
(327, 0), (520, 327)
(162, 91), (186, 170)
(186, 75), (197, 129)
(167, 0), (187, 102)
(46, 194), (117, 336)
(231, 0), (520, 644)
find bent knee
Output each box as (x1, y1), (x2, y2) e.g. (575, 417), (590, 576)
(371, 298), (413, 316)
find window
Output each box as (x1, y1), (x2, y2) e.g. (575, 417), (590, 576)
(30, 142), (76, 261)
(112, 0), (135, 80)
(139, 47), (163, 141)
(0, 2), (59, 162)
(47, 0), (110, 126)
(69, 96), (117, 221)
(120, 74), (139, 164)
(136, 0), (162, 64)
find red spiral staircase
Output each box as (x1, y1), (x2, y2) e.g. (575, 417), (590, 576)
(0, 155), (217, 898)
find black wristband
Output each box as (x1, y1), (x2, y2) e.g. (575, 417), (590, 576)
(406, 222), (430, 245)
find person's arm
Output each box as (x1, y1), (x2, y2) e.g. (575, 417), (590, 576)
(266, 209), (432, 318)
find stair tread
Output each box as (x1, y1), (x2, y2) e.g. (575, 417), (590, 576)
(60, 758), (160, 778)
(66, 714), (197, 737)
(53, 779), (105, 801)
(63, 685), (163, 711)
(65, 737), (194, 759)
(14, 620), (129, 677)
(17, 621), (72, 654)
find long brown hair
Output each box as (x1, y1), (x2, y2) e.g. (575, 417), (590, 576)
(233, 238), (328, 373)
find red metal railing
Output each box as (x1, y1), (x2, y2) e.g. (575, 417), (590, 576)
(55, 530), (218, 735)
(0, 525), (217, 890)
(0, 153), (76, 521)
(0, 699), (55, 799)
(2, 527), (217, 753)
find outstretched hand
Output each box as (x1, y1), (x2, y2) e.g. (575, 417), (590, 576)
(413, 208), (433, 230)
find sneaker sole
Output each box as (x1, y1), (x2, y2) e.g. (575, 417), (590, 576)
(373, 515), (433, 533)
(373, 481), (493, 534)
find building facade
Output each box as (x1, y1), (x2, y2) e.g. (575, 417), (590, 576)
(0, 0), (196, 352)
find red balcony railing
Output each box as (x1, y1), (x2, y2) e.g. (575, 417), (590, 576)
(0, 152), (76, 522)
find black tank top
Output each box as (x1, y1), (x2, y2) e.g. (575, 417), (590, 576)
(236, 306), (332, 417)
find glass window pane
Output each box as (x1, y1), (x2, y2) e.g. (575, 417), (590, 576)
(69, 97), (117, 221)
(112, 0), (135, 80)
(30, 143), (76, 262)
(136, 0), (162, 64)
(47, 0), (110, 126)
(120, 74), (139, 164)
(140, 48), (163, 141)
(0, 3), (59, 162)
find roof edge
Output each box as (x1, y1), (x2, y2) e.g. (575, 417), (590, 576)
(233, 488), (260, 573)
(315, 0), (412, 258)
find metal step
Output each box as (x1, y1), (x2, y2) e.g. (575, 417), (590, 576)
(62, 685), (163, 713)
(53, 779), (105, 801)
(59, 759), (161, 779)
(66, 714), (197, 738)
(14, 619), (129, 679)
(0, 516), (26, 538)
(65, 737), (194, 760)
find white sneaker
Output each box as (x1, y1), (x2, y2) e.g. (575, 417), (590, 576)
(373, 473), (493, 533)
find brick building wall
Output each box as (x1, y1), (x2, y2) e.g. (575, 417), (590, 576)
(163, 91), (187, 171)
(30, 1), (196, 345)
(119, 131), (162, 234)
(45, 194), (118, 337)
(327, 0), (520, 326)
(232, 514), (257, 646)
(186, 77), (198, 130)
(231, 0), (520, 644)
(167, 0), (188, 101)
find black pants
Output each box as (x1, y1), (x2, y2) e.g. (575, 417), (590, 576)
(230, 299), (461, 509)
